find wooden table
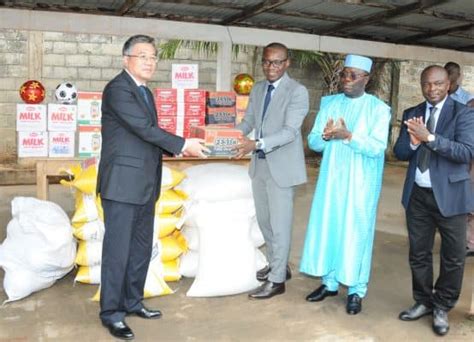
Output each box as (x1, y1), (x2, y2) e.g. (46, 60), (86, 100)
(35, 156), (249, 200)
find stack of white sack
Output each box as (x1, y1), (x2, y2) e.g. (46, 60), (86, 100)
(176, 163), (267, 297)
(61, 162), (188, 300)
(0, 197), (76, 303)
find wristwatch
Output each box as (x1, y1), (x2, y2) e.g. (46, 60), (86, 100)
(255, 139), (263, 150)
(427, 134), (435, 143)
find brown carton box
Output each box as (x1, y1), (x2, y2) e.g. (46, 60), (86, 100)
(190, 126), (243, 156)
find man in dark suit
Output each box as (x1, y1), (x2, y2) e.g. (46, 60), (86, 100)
(394, 65), (474, 336)
(97, 34), (207, 340)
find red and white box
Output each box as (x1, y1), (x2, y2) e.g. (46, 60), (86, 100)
(154, 88), (207, 104)
(48, 131), (75, 157)
(190, 126), (243, 156)
(78, 125), (101, 157)
(17, 131), (48, 157)
(183, 103), (206, 117)
(16, 104), (47, 131)
(183, 89), (206, 104)
(158, 116), (205, 132)
(77, 91), (102, 125)
(47, 104), (77, 131)
(156, 103), (178, 116)
(206, 106), (236, 125)
(154, 88), (177, 103)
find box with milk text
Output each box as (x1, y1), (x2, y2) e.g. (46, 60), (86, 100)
(18, 131), (48, 157)
(16, 104), (47, 131)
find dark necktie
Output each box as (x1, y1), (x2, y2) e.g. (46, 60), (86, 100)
(139, 85), (153, 112)
(261, 84), (275, 123)
(417, 106), (437, 173)
(256, 84), (274, 159)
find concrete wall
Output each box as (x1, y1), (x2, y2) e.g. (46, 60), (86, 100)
(1, 28), (472, 163)
(0, 29), (325, 162)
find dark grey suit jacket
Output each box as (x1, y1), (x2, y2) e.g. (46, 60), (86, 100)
(97, 70), (184, 205)
(393, 97), (474, 217)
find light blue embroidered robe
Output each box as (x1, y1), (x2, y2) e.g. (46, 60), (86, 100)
(300, 93), (391, 287)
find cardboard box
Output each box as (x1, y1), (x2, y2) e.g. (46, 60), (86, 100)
(207, 91), (236, 107)
(18, 131), (48, 157)
(236, 95), (250, 111)
(183, 89), (206, 104)
(77, 91), (102, 125)
(182, 102), (206, 117)
(206, 106), (236, 125)
(190, 126), (243, 156)
(49, 131), (75, 157)
(78, 125), (101, 157)
(156, 103), (177, 116)
(158, 116), (205, 132)
(154, 88), (207, 104)
(47, 104), (77, 131)
(154, 88), (177, 103)
(16, 104), (47, 131)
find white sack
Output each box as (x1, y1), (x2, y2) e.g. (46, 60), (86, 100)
(0, 197), (76, 302)
(176, 163), (252, 202)
(186, 200), (259, 297)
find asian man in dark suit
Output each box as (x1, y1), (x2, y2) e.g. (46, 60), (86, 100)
(393, 65), (474, 336)
(97, 34), (208, 340)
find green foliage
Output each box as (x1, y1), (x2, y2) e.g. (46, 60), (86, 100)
(159, 39), (250, 59)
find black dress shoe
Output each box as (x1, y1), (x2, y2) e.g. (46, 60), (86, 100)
(346, 294), (362, 315)
(131, 306), (162, 319)
(399, 303), (432, 321)
(432, 308), (449, 336)
(248, 281), (285, 299)
(256, 265), (271, 281)
(467, 248), (474, 257)
(256, 265), (292, 282)
(103, 321), (134, 340)
(305, 285), (338, 302)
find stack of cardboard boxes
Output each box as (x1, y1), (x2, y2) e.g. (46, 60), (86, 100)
(77, 92), (102, 158)
(17, 103), (77, 158)
(154, 89), (206, 138)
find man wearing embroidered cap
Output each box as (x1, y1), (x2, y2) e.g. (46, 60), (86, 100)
(300, 54), (391, 315)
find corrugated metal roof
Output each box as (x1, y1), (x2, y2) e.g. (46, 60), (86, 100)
(1, 0), (473, 52)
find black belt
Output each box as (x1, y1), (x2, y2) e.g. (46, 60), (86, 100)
(414, 183), (433, 193)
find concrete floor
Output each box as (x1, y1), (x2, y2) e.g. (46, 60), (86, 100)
(0, 163), (473, 341)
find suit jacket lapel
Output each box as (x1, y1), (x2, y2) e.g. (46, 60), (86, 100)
(261, 73), (289, 126)
(435, 97), (454, 134)
(121, 70), (157, 125)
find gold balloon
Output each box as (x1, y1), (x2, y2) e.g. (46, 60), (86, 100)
(233, 73), (255, 95)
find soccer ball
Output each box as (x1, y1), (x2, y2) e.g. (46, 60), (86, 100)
(55, 82), (78, 104)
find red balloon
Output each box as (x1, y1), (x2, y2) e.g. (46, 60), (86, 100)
(19, 80), (46, 104)
(233, 73), (255, 95)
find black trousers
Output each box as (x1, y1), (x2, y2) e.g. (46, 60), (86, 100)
(406, 184), (467, 311)
(100, 196), (155, 324)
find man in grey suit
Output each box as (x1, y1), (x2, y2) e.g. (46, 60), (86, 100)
(97, 34), (207, 340)
(234, 42), (309, 299)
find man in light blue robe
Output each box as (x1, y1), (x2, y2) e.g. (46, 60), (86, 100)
(300, 54), (391, 315)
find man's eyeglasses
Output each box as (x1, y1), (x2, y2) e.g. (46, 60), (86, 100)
(126, 54), (158, 64)
(261, 59), (288, 68)
(339, 71), (369, 81)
